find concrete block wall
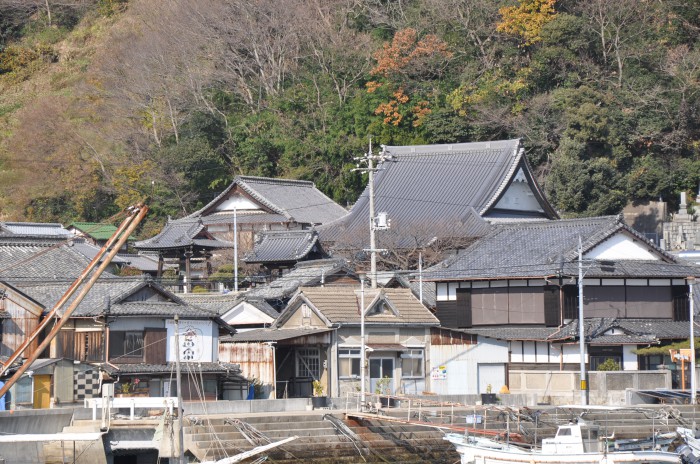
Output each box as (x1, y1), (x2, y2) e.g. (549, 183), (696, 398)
(509, 370), (672, 405)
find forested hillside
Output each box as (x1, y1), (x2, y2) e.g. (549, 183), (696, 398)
(1, 0), (699, 236)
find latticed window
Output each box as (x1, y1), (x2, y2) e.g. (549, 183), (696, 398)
(296, 348), (320, 378)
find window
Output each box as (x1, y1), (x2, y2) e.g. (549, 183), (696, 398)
(296, 348), (320, 378)
(339, 349), (360, 378)
(401, 349), (424, 378)
(125, 332), (144, 357)
(15, 376), (32, 404)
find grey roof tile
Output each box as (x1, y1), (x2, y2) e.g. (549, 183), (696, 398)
(117, 253), (176, 272)
(458, 318), (699, 343)
(201, 212), (288, 225)
(179, 292), (279, 319)
(134, 218), (234, 251)
(319, 140), (556, 248)
(243, 258), (354, 302)
(191, 176), (347, 225)
(244, 230), (320, 264)
(0, 240), (116, 282)
(424, 216), (697, 280)
(12, 278), (216, 318)
(458, 327), (560, 341)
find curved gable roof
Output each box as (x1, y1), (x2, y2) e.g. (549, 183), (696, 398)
(424, 215), (694, 281)
(189, 176), (347, 225)
(320, 140), (556, 247)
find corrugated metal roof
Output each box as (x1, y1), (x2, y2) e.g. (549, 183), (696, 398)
(282, 287), (439, 325)
(221, 327), (332, 342)
(190, 176), (347, 225)
(244, 230), (319, 264)
(102, 362), (243, 376)
(319, 140), (555, 249)
(0, 222), (72, 237)
(423, 216), (696, 280)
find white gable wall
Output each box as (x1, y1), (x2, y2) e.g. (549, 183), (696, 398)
(584, 234), (659, 261)
(216, 195), (259, 212)
(493, 169), (544, 213)
(221, 302), (275, 325)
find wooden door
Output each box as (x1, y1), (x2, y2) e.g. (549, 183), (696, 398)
(33, 375), (51, 409)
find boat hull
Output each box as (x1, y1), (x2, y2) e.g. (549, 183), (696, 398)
(444, 434), (681, 464)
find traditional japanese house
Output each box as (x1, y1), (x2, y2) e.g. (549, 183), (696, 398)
(10, 277), (247, 401)
(423, 215), (700, 382)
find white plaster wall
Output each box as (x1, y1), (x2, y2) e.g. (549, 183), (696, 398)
(622, 345), (639, 370)
(222, 303), (275, 325)
(216, 195), (259, 212)
(585, 234), (659, 260)
(493, 170), (544, 213)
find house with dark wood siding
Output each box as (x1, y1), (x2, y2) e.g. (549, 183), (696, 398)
(423, 215), (700, 385)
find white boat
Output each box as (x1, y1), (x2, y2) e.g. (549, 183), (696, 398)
(444, 421), (682, 464)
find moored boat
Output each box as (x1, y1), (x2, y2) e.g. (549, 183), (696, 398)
(444, 421), (682, 464)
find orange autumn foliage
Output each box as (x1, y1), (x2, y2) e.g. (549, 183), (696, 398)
(367, 28), (450, 127)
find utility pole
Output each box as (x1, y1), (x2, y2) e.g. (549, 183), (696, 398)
(578, 235), (588, 406)
(353, 139), (393, 288)
(419, 252), (423, 305)
(360, 275), (366, 410)
(174, 315), (185, 464)
(690, 277), (697, 404)
(234, 206), (238, 292)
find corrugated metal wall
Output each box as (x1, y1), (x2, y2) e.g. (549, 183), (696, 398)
(429, 336), (508, 395)
(219, 343), (275, 397)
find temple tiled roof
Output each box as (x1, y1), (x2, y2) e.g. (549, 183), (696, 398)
(244, 230), (321, 264)
(320, 140), (556, 249)
(134, 218), (234, 251)
(191, 176), (347, 225)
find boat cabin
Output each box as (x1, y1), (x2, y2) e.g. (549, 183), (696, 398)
(541, 423), (603, 454)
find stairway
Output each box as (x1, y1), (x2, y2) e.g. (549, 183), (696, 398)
(183, 410), (461, 463)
